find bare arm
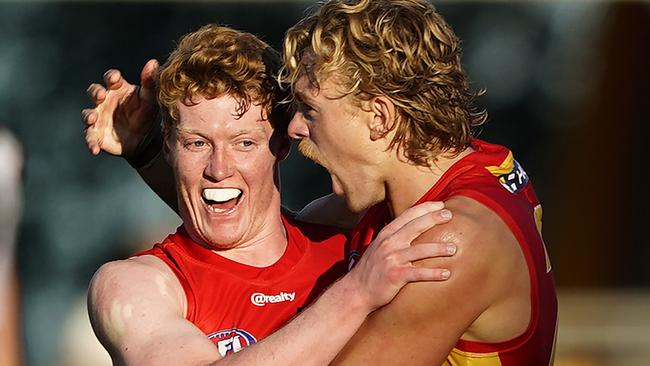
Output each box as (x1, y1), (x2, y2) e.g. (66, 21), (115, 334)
(88, 256), (221, 365)
(90, 203), (456, 365)
(91, 255), (365, 366)
(332, 196), (532, 365)
(214, 202), (455, 366)
(82, 62), (179, 213)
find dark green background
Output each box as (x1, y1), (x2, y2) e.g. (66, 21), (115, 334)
(1, 1), (649, 364)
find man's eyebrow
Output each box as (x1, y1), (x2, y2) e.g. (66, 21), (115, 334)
(176, 127), (205, 136)
(233, 126), (266, 137)
(293, 90), (316, 109)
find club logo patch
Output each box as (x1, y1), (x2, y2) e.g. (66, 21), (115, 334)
(485, 151), (529, 194)
(208, 328), (257, 356)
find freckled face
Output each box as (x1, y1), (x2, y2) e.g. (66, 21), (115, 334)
(168, 95), (281, 250)
(287, 77), (386, 212)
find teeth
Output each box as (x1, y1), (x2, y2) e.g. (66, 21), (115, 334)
(203, 188), (242, 203)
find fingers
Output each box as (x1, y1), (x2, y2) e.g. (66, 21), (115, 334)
(378, 201), (446, 239)
(103, 69), (124, 90)
(84, 126), (101, 155)
(402, 267), (452, 282)
(84, 68), (124, 108)
(86, 83), (107, 105)
(81, 108), (97, 126)
(140, 59), (159, 103)
(384, 208), (452, 247)
(81, 106), (101, 155)
(82, 109), (102, 155)
(141, 59), (159, 87)
(398, 243), (456, 263)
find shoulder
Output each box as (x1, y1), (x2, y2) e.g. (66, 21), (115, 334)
(88, 256), (187, 359)
(413, 195), (531, 338)
(89, 255), (184, 307)
(420, 195), (521, 266)
(90, 255), (173, 289)
(413, 195), (527, 306)
(88, 256), (186, 332)
(87, 258), (221, 364)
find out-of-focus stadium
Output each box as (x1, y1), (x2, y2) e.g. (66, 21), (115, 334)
(0, 1), (649, 365)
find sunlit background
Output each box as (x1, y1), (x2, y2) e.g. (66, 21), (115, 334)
(1, 0), (649, 365)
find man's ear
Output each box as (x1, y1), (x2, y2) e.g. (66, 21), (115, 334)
(368, 96), (397, 141)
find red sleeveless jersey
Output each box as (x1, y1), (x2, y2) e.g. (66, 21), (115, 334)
(348, 139), (557, 365)
(136, 215), (347, 357)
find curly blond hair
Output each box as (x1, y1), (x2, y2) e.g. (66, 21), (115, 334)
(158, 24), (287, 137)
(281, 0), (487, 166)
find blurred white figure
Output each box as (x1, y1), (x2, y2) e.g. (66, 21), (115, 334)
(0, 128), (23, 366)
(59, 297), (111, 366)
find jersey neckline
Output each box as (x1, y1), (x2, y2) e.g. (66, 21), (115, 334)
(167, 214), (309, 283)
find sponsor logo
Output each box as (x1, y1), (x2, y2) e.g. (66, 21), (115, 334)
(348, 250), (361, 271)
(250, 291), (296, 307)
(207, 328), (257, 356)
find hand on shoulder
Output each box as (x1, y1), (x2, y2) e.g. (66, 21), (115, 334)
(413, 195), (531, 342)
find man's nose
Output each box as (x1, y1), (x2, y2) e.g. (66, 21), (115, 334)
(204, 147), (234, 182)
(287, 113), (309, 140)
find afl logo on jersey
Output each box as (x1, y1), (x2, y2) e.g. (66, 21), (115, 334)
(348, 250), (361, 271)
(208, 328), (257, 357)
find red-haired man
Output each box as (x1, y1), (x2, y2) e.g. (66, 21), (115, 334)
(84, 24), (455, 365)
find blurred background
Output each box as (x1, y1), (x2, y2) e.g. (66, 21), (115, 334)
(0, 0), (649, 365)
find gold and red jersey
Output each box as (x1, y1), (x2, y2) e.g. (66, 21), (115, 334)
(348, 139), (557, 365)
(136, 215), (347, 357)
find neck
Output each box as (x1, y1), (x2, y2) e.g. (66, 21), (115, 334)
(209, 191), (288, 267)
(385, 147), (474, 217)
(215, 212), (287, 267)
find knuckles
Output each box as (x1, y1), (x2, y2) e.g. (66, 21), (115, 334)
(381, 252), (399, 268)
(386, 266), (406, 285)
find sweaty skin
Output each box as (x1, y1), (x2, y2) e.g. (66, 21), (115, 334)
(307, 190), (533, 365)
(155, 274), (170, 298)
(109, 301), (134, 337)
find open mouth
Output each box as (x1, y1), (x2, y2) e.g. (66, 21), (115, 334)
(202, 188), (243, 212)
